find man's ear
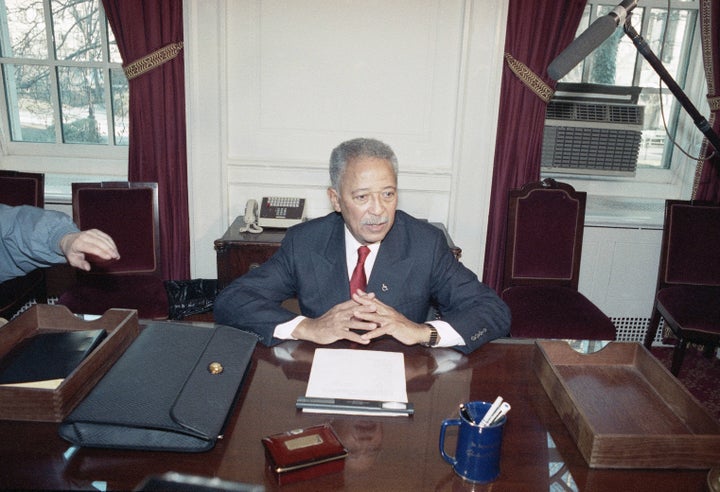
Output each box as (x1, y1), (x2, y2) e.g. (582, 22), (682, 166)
(327, 187), (342, 212)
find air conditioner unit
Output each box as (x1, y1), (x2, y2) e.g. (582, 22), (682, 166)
(541, 83), (644, 177)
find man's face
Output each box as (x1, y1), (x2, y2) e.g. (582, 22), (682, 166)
(328, 156), (398, 245)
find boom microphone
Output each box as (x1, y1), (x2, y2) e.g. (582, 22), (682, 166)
(547, 0), (638, 81)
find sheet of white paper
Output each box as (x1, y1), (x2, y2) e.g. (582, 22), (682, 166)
(303, 349), (408, 415)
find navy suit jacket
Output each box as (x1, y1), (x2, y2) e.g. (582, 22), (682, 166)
(214, 211), (510, 353)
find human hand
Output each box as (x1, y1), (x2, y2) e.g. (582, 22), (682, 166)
(351, 291), (432, 346)
(291, 295), (378, 345)
(59, 229), (120, 271)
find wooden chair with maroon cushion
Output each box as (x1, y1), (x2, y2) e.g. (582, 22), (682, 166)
(0, 170), (45, 208)
(58, 182), (169, 319)
(501, 178), (616, 341)
(0, 171), (47, 320)
(643, 199), (720, 375)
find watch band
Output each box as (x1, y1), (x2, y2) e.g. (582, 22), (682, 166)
(421, 323), (439, 347)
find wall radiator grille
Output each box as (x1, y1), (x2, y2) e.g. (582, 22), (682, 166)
(611, 316), (665, 345)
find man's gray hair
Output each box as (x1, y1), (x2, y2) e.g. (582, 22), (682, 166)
(329, 138), (399, 192)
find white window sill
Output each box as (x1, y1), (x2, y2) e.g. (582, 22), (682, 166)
(45, 173), (125, 205)
(584, 195), (665, 229)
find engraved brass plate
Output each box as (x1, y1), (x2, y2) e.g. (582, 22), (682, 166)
(284, 434), (323, 451)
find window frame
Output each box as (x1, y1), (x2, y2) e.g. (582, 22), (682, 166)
(542, 0), (707, 204)
(0, 0), (128, 185)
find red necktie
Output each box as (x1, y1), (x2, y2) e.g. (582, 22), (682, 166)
(349, 246), (371, 295)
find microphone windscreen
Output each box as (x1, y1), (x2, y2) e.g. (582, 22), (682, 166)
(547, 16), (619, 81)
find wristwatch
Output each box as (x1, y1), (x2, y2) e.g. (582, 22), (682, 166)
(421, 323), (439, 347)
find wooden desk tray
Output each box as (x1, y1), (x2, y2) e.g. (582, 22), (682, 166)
(0, 304), (139, 422)
(533, 340), (720, 469)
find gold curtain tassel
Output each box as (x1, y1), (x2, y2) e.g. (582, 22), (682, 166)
(123, 41), (184, 81)
(708, 95), (720, 112)
(504, 52), (554, 104)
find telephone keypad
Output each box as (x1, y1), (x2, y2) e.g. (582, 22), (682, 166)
(267, 197), (301, 208)
(265, 197), (301, 218)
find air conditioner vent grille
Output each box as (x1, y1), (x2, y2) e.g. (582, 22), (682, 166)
(542, 95), (644, 176)
(542, 126), (642, 175)
(546, 101), (644, 125)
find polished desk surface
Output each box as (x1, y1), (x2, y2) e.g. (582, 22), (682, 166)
(0, 336), (712, 491)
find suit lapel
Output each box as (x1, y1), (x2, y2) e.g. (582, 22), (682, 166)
(367, 217), (414, 302)
(308, 217), (349, 305)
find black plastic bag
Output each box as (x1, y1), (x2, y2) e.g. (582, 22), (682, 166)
(164, 279), (218, 320)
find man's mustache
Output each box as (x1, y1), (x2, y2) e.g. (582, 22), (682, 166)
(361, 216), (389, 226)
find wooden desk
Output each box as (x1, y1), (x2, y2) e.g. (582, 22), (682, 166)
(214, 217), (462, 290)
(0, 336), (711, 491)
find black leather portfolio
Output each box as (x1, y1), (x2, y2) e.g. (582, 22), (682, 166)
(58, 322), (258, 452)
(0, 329), (106, 386)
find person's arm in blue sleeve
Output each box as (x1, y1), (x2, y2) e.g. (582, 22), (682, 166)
(0, 204), (119, 282)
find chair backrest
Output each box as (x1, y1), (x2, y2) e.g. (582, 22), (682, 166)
(657, 199), (720, 289)
(502, 178), (586, 291)
(71, 182), (161, 276)
(0, 171), (44, 207)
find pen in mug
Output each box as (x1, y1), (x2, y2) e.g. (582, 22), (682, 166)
(479, 396), (504, 427)
(459, 403), (474, 424)
(486, 401), (511, 426)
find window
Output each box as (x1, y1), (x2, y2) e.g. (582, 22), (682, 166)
(559, 0), (699, 171)
(0, 0), (127, 147)
(542, 0), (709, 228)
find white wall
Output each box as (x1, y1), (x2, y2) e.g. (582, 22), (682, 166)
(581, 226), (662, 319)
(184, 0), (508, 279)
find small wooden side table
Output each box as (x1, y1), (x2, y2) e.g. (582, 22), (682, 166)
(214, 216), (461, 290)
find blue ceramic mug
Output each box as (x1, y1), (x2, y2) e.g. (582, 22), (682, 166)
(439, 401), (507, 483)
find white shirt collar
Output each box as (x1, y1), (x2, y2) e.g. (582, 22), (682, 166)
(344, 226), (380, 280)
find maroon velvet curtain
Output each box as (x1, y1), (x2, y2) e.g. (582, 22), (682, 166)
(693, 0), (720, 203)
(482, 0), (587, 293)
(102, 0), (190, 280)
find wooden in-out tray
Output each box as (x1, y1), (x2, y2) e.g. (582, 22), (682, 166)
(0, 304), (139, 422)
(534, 340), (720, 469)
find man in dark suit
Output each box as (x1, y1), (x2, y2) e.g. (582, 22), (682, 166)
(214, 138), (510, 353)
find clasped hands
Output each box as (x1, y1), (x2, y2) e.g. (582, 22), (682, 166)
(292, 289), (430, 346)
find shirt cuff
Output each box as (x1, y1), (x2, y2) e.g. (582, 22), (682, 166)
(274, 316), (306, 340)
(427, 320), (465, 347)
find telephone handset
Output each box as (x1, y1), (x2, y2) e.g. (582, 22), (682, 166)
(239, 197), (307, 234)
(239, 199), (263, 233)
